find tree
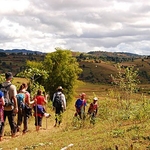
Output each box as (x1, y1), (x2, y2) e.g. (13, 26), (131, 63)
(18, 48), (82, 103)
(43, 48), (82, 101)
(111, 64), (140, 102)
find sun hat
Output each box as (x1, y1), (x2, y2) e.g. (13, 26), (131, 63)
(57, 86), (63, 90)
(93, 97), (98, 101)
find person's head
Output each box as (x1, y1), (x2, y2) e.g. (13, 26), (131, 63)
(0, 91), (3, 98)
(5, 72), (13, 80)
(57, 86), (63, 92)
(19, 83), (28, 92)
(93, 97), (98, 103)
(37, 90), (42, 95)
(80, 93), (86, 99)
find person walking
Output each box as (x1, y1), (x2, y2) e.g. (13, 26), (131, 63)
(87, 97), (98, 124)
(33, 90), (50, 131)
(0, 72), (18, 139)
(74, 93), (87, 119)
(16, 83), (33, 134)
(52, 86), (66, 127)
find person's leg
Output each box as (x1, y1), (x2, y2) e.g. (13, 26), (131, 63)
(35, 116), (38, 131)
(23, 111), (28, 133)
(58, 107), (63, 126)
(54, 107), (60, 127)
(17, 108), (22, 132)
(35, 116), (42, 131)
(0, 111), (6, 141)
(7, 111), (17, 137)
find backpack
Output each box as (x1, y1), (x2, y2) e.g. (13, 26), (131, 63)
(16, 93), (25, 109)
(53, 92), (62, 108)
(0, 84), (13, 108)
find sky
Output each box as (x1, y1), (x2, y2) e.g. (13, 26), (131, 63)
(0, 0), (150, 55)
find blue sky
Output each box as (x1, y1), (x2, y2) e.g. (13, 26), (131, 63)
(0, 0), (150, 55)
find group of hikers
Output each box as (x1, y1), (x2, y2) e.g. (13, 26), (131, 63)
(0, 72), (98, 141)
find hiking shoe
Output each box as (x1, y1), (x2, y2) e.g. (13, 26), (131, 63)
(17, 127), (20, 132)
(23, 129), (28, 134)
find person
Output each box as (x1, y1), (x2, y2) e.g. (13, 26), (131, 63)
(16, 83), (34, 134)
(33, 90), (50, 131)
(87, 97), (98, 124)
(0, 72), (18, 139)
(74, 93), (86, 119)
(0, 91), (5, 141)
(52, 86), (66, 127)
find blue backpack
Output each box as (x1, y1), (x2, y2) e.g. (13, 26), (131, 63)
(16, 93), (25, 109)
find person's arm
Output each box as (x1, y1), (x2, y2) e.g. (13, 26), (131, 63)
(12, 85), (18, 113)
(88, 103), (92, 114)
(62, 94), (66, 110)
(13, 96), (18, 113)
(26, 92), (34, 105)
(52, 93), (56, 102)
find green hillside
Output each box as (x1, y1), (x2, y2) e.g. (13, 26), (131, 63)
(1, 51), (150, 85)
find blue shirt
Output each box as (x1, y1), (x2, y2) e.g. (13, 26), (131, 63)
(75, 98), (86, 109)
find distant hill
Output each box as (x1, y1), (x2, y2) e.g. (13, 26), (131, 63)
(0, 49), (150, 86)
(0, 49), (44, 54)
(87, 51), (142, 58)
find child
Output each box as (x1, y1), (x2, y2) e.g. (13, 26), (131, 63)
(88, 97), (98, 124)
(33, 90), (50, 131)
(75, 93), (86, 119)
(0, 91), (5, 141)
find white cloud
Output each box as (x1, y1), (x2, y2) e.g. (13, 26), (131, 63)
(0, 0), (150, 55)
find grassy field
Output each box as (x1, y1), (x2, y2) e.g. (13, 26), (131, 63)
(1, 81), (150, 149)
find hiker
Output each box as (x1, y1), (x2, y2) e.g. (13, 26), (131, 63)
(16, 83), (34, 134)
(74, 93), (87, 119)
(0, 91), (5, 141)
(87, 97), (98, 124)
(0, 72), (18, 140)
(33, 90), (50, 131)
(52, 86), (66, 127)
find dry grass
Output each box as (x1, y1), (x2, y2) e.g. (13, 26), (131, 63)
(1, 81), (150, 149)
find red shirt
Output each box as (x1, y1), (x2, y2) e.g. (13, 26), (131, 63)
(34, 95), (45, 117)
(35, 95), (45, 105)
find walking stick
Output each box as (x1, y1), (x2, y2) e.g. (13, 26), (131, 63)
(35, 98), (38, 131)
(44, 92), (48, 130)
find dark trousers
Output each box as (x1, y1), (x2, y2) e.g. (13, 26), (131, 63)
(17, 108), (28, 131)
(55, 106), (63, 124)
(0, 110), (17, 137)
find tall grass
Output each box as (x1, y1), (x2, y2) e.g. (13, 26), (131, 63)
(1, 81), (150, 149)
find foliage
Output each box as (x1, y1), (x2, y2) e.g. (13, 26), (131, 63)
(0, 73), (5, 83)
(16, 67), (48, 98)
(111, 64), (140, 105)
(1, 82), (150, 149)
(42, 48), (82, 101)
(17, 49), (82, 102)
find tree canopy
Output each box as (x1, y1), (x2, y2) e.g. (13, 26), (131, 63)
(18, 48), (82, 103)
